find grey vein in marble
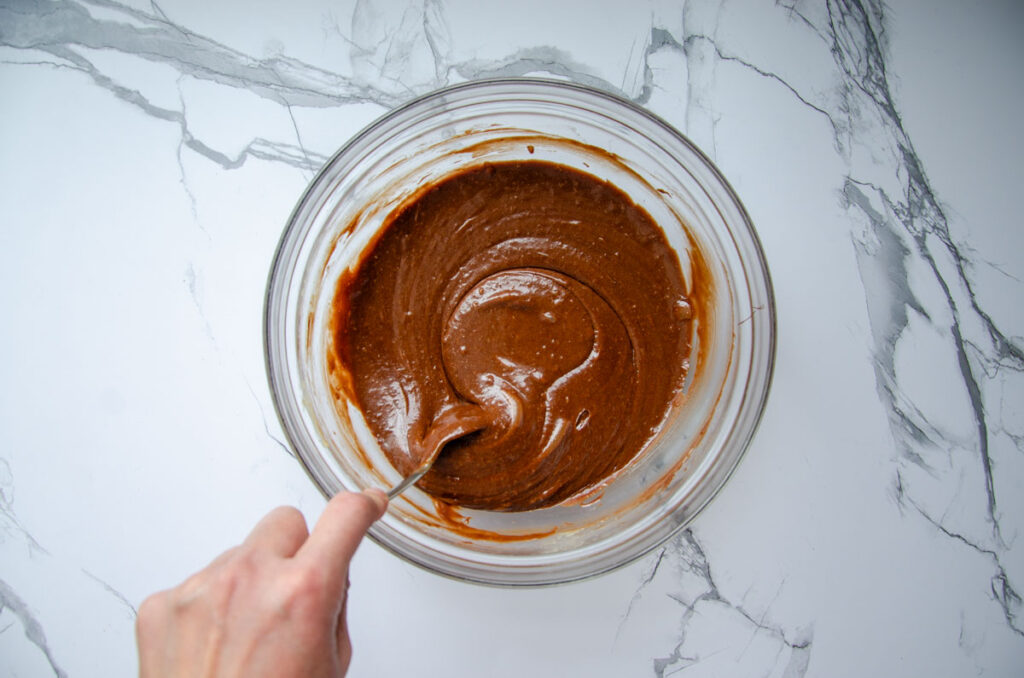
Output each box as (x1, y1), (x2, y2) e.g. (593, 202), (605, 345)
(1, 460), (64, 677)
(3, 0), (1022, 672)
(1, 0), (331, 173)
(245, 379), (297, 460)
(2, 0), (391, 107)
(0, 0), (651, 175)
(0, 459), (47, 558)
(622, 530), (813, 678)
(896, 474), (1022, 636)
(664, 0), (1023, 645)
(822, 0), (1023, 637)
(0, 579), (68, 678)
(1, 457), (141, 673)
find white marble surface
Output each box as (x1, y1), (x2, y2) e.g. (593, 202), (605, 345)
(2, 0), (1023, 675)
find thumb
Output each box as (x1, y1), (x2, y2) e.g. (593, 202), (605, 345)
(297, 489), (387, 592)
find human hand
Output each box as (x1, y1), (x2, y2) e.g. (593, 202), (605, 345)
(136, 489), (388, 678)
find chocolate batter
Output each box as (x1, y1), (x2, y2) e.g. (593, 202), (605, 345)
(330, 161), (696, 511)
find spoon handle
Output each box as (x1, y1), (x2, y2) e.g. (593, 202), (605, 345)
(387, 466), (430, 499)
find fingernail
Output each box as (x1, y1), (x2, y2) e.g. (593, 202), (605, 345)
(362, 488), (388, 517)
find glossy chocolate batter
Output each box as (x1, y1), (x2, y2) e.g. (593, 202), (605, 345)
(330, 161), (695, 511)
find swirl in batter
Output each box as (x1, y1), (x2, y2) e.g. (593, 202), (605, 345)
(329, 161), (697, 511)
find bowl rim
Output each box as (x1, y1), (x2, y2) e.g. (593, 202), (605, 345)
(263, 76), (777, 586)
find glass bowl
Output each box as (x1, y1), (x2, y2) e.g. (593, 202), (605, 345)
(264, 78), (775, 586)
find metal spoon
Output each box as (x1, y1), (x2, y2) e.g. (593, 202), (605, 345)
(386, 448), (441, 499)
(386, 405), (491, 499)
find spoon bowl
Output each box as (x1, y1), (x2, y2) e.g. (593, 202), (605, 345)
(386, 404), (491, 499)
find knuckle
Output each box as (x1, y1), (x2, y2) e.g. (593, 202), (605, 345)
(289, 564), (327, 599)
(277, 565), (331, 618)
(173, 571), (208, 607)
(210, 552), (255, 594)
(231, 546), (262, 573)
(135, 591), (168, 631)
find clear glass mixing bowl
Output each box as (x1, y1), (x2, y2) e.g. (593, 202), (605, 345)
(264, 78), (775, 585)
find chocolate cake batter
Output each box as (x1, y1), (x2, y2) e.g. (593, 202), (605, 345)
(329, 161), (697, 511)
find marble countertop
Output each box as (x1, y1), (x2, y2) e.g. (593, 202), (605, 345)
(2, 0), (1023, 675)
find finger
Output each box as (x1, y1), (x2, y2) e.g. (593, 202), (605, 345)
(336, 582), (353, 675)
(243, 506), (309, 557)
(297, 490), (386, 587)
(136, 591), (171, 676)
